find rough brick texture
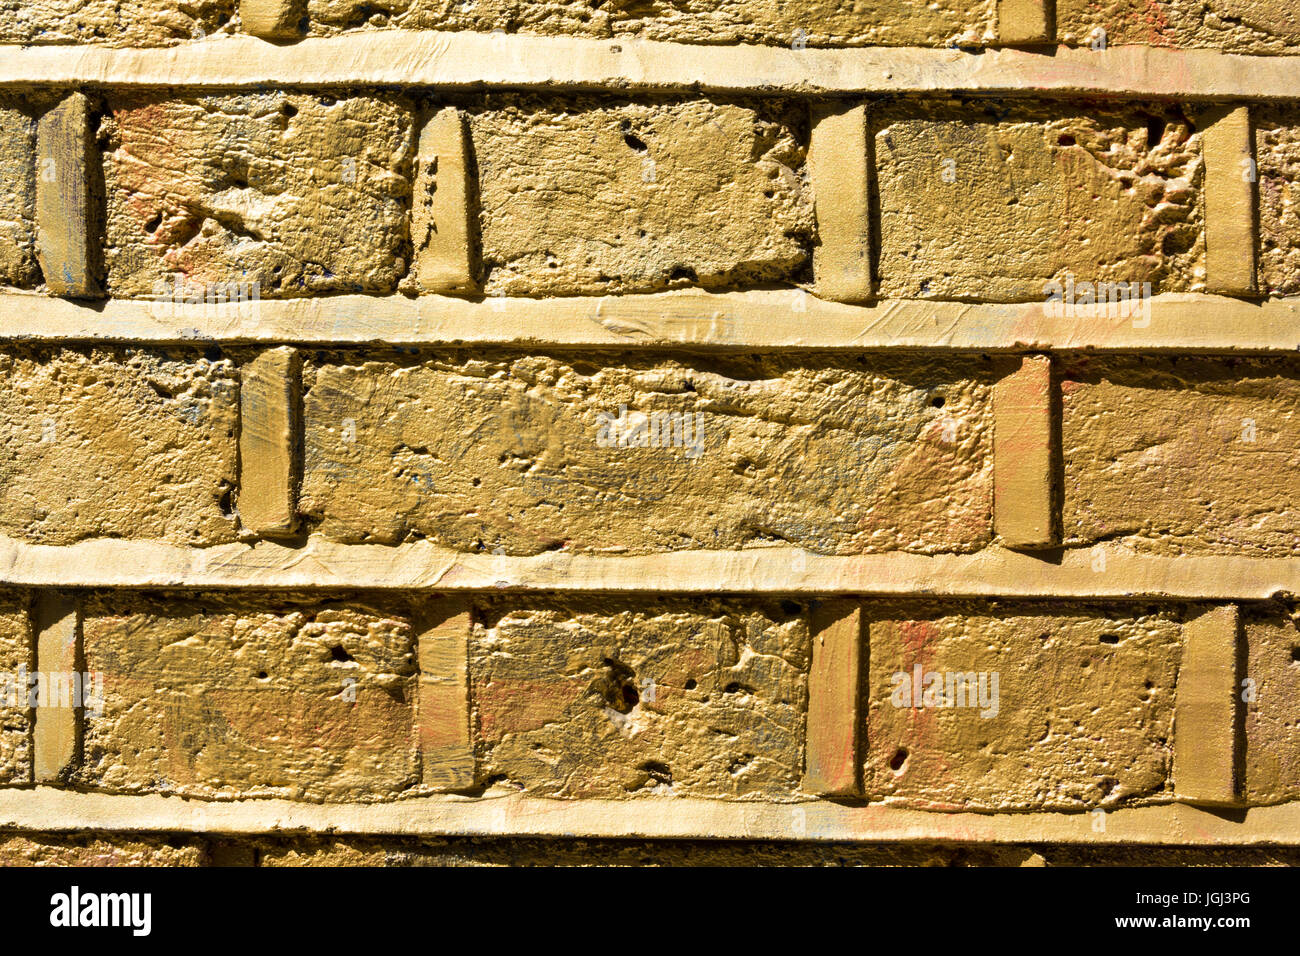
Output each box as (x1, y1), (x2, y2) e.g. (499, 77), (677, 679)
(0, 348), (238, 545)
(0, 592), (31, 784)
(472, 597), (808, 799)
(0, 100), (37, 289)
(1056, 0), (1300, 54)
(308, 0), (998, 47)
(875, 101), (1203, 300)
(300, 351), (993, 554)
(0, 0), (235, 45)
(103, 94), (412, 298)
(1256, 107), (1300, 296)
(467, 96), (812, 296)
(1244, 602), (1300, 805)
(0, 833), (207, 866)
(864, 602), (1182, 811)
(77, 593), (419, 801)
(1061, 355), (1300, 556)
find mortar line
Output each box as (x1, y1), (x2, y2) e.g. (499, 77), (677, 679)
(0, 537), (1297, 600)
(2, 291), (1299, 352)
(2, 35), (1300, 101)
(0, 788), (1296, 844)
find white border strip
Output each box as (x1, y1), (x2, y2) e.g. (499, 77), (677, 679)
(1, 34), (1299, 101)
(0, 537), (1297, 599)
(0, 788), (1295, 844)
(3, 290), (1299, 351)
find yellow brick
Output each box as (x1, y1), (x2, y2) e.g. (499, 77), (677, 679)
(1174, 605), (1240, 806)
(993, 354), (1056, 549)
(238, 347), (300, 537)
(35, 93), (100, 299)
(240, 0), (302, 39)
(417, 603), (474, 791)
(802, 602), (862, 797)
(415, 107), (477, 294)
(1201, 105), (1257, 296)
(33, 592), (78, 784)
(998, 0), (1051, 44)
(809, 103), (873, 303)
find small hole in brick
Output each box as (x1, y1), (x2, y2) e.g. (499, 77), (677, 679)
(1146, 116), (1166, 147)
(281, 102), (298, 118)
(330, 645), (354, 662)
(640, 761), (672, 786)
(1291, 646), (1300, 663)
(889, 748), (908, 771)
(621, 683), (639, 709)
(1100, 633), (1119, 645)
(684, 679), (697, 690)
(1057, 134), (1075, 147)
(623, 132), (647, 152)
(931, 395), (946, 408)
(256, 671), (268, 680)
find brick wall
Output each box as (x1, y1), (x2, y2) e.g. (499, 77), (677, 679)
(0, 0), (1296, 865)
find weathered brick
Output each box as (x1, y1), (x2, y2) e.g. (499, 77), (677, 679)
(0, 0), (235, 45)
(0, 833), (207, 866)
(468, 96), (813, 296)
(864, 602), (1182, 810)
(300, 351), (993, 554)
(103, 93), (412, 298)
(0, 348), (238, 545)
(1056, 0), (1300, 54)
(1061, 355), (1300, 556)
(472, 598), (808, 799)
(77, 594), (419, 802)
(0, 592), (32, 785)
(1255, 107), (1300, 296)
(875, 101), (1203, 300)
(308, 0), (998, 48)
(1243, 602), (1300, 805)
(0, 100), (38, 289)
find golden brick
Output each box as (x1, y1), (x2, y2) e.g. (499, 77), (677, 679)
(1201, 105), (1257, 296)
(1173, 605), (1240, 806)
(238, 347), (300, 537)
(802, 602), (862, 796)
(993, 354), (1056, 549)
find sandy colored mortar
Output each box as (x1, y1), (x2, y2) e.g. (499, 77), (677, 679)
(300, 350), (993, 555)
(77, 592), (419, 802)
(875, 99), (1203, 300)
(1061, 354), (1300, 556)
